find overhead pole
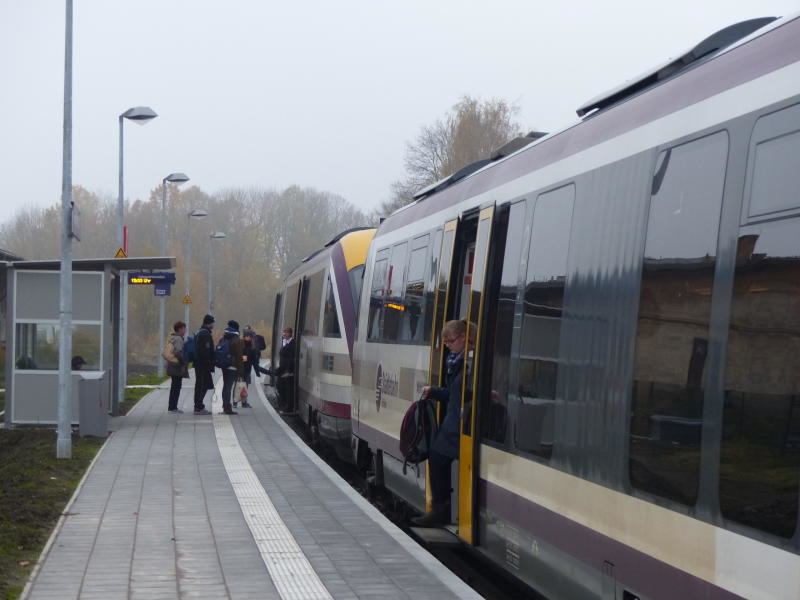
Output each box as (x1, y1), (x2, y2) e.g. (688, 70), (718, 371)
(57, 0), (74, 458)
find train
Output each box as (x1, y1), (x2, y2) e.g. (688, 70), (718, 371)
(273, 14), (800, 600)
(269, 227), (375, 457)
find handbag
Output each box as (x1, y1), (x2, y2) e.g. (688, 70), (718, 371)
(239, 384), (249, 400)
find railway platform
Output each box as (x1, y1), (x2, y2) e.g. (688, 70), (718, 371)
(20, 374), (479, 600)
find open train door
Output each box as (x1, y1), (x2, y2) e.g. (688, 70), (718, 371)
(457, 205), (494, 544)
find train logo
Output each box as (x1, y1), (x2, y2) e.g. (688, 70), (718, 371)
(375, 364), (398, 412)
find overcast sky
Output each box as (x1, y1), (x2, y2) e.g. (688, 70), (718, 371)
(1, 1), (798, 227)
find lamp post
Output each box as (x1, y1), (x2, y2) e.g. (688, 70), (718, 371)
(207, 232), (227, 314)
(117, 105), (157, 412)
(184, 209), (208, 327)
(158, 172), (190, 377)
(57, 0), (74, 458)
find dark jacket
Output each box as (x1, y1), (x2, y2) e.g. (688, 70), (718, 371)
(242, 340), (260, 383)
(194, 326), (215, 371)
(427, 352), (465, 459)
(275, 338), (296, 376)
(223, 331), (245, 379)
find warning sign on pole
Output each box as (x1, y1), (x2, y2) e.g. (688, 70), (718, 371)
(182, 295), (192, 304)
(114, 248), (127, 258)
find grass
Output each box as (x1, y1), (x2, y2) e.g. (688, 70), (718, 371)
(118, 373), (169, 415)
(0, 430), (105, 600)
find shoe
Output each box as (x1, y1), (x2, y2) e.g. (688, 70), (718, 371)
(168, 408), (184, 413)
(410, 503), (450, 527)
(194, 409), (212, 415)
(223, 410), (238, 415)
(233, 401), (238, 408)
(241, 402), (251, 408)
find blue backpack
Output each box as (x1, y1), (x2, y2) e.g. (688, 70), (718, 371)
(214, 337), (233, 369)
(182, 331), (197, 364)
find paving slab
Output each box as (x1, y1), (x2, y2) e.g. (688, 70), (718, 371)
(21, 372), (480, 600)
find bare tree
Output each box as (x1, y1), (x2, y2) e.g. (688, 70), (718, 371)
(376, 95), (524, 217)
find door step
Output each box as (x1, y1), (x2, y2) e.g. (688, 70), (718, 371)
(409, 526), (461, 547)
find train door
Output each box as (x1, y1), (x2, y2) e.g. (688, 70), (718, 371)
(270, 292), (282, 381)
(457, 206), (495, 544)
(296, 271), (325, 424)
(426, 206), (495, 544)
(281, 280), (301, 412)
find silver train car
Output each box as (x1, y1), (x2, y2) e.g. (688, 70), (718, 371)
(270, 227), (375, 456)
(349, 15), (800, 600)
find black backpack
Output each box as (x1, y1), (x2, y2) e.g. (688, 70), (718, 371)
(214, 337), (233, 369)
(399, 396), (438, 475)
(255, 334), (267, 351)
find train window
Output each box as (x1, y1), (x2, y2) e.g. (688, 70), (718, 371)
(367, 248), (389, 342)
(401, 234), (429, 344)
(348, 265), (365, 313)
(516, 185), (575, 459)
(322, 276), (341, 338)
(746, 103), (800, 219)
(720, 219), (800, 538)
(283, 281), (300, 334)
(423, 230), (443, 344)
(383, 242), (408, 342)
(301, 271), (324, 337)
(485, 201), (528, 446)
(629, 131), (728, 506)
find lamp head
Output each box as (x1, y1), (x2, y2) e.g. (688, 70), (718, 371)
(210, 232), (227, 239)
(188, 209), (208, 219)
(121, 106), (157, 124)
(164, 172), (190, 184)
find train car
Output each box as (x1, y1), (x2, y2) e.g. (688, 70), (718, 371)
(270, 227), (375, 457)
(350, 15), (800, 600)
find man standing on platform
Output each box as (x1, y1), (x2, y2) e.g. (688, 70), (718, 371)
(193, 314), (215, 415)
(275, 327), (295, 413)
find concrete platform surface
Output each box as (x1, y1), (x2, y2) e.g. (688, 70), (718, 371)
(21, 373), (480, 600)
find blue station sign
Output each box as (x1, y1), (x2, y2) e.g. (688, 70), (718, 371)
(127, 271), (176, 296)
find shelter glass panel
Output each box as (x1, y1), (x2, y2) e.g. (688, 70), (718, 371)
(629, 131), (728, 506)
(15, 323), (101, 371)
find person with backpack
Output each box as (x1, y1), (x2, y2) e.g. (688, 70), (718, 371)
(192, 314), (216, 415)
(217, 320), (244, 415)
(411, 319), (474, 527)
(162, 320), (189, 413)
(238, 329), (260, 408)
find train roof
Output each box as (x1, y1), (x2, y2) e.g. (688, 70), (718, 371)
(377, 13), (800, 238)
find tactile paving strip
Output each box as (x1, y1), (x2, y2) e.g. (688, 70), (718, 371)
(212, 382), (333, 600)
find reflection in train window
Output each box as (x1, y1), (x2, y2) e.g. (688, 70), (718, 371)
(367, 249), (389, 341)
(302, 271), (324, 336)
(516, 185), (575, 459)
(486, 202), (527, 446)
(383, 242), (408, 342)
(629, 131), (728, 506)
(323, 276), (341, 338)
(720, 219), (800, 538)
(423, 230), (442, 344)
(401, 234), (429, 344)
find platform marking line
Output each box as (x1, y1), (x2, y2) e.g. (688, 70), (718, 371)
(211, 380), (332, 600)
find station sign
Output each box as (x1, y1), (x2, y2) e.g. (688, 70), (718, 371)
(127, 271), (176, 296)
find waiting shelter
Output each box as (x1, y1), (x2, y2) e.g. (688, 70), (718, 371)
(2, 257), (174, 427)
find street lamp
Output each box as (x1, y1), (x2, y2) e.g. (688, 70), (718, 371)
(184, 209), (208, 327)
(207, 232), (227, 314)
(117, 105), (157, 413)
(157, 172), (190, 377)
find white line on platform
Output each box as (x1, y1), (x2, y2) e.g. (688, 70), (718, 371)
(211, 378), (332, 600)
